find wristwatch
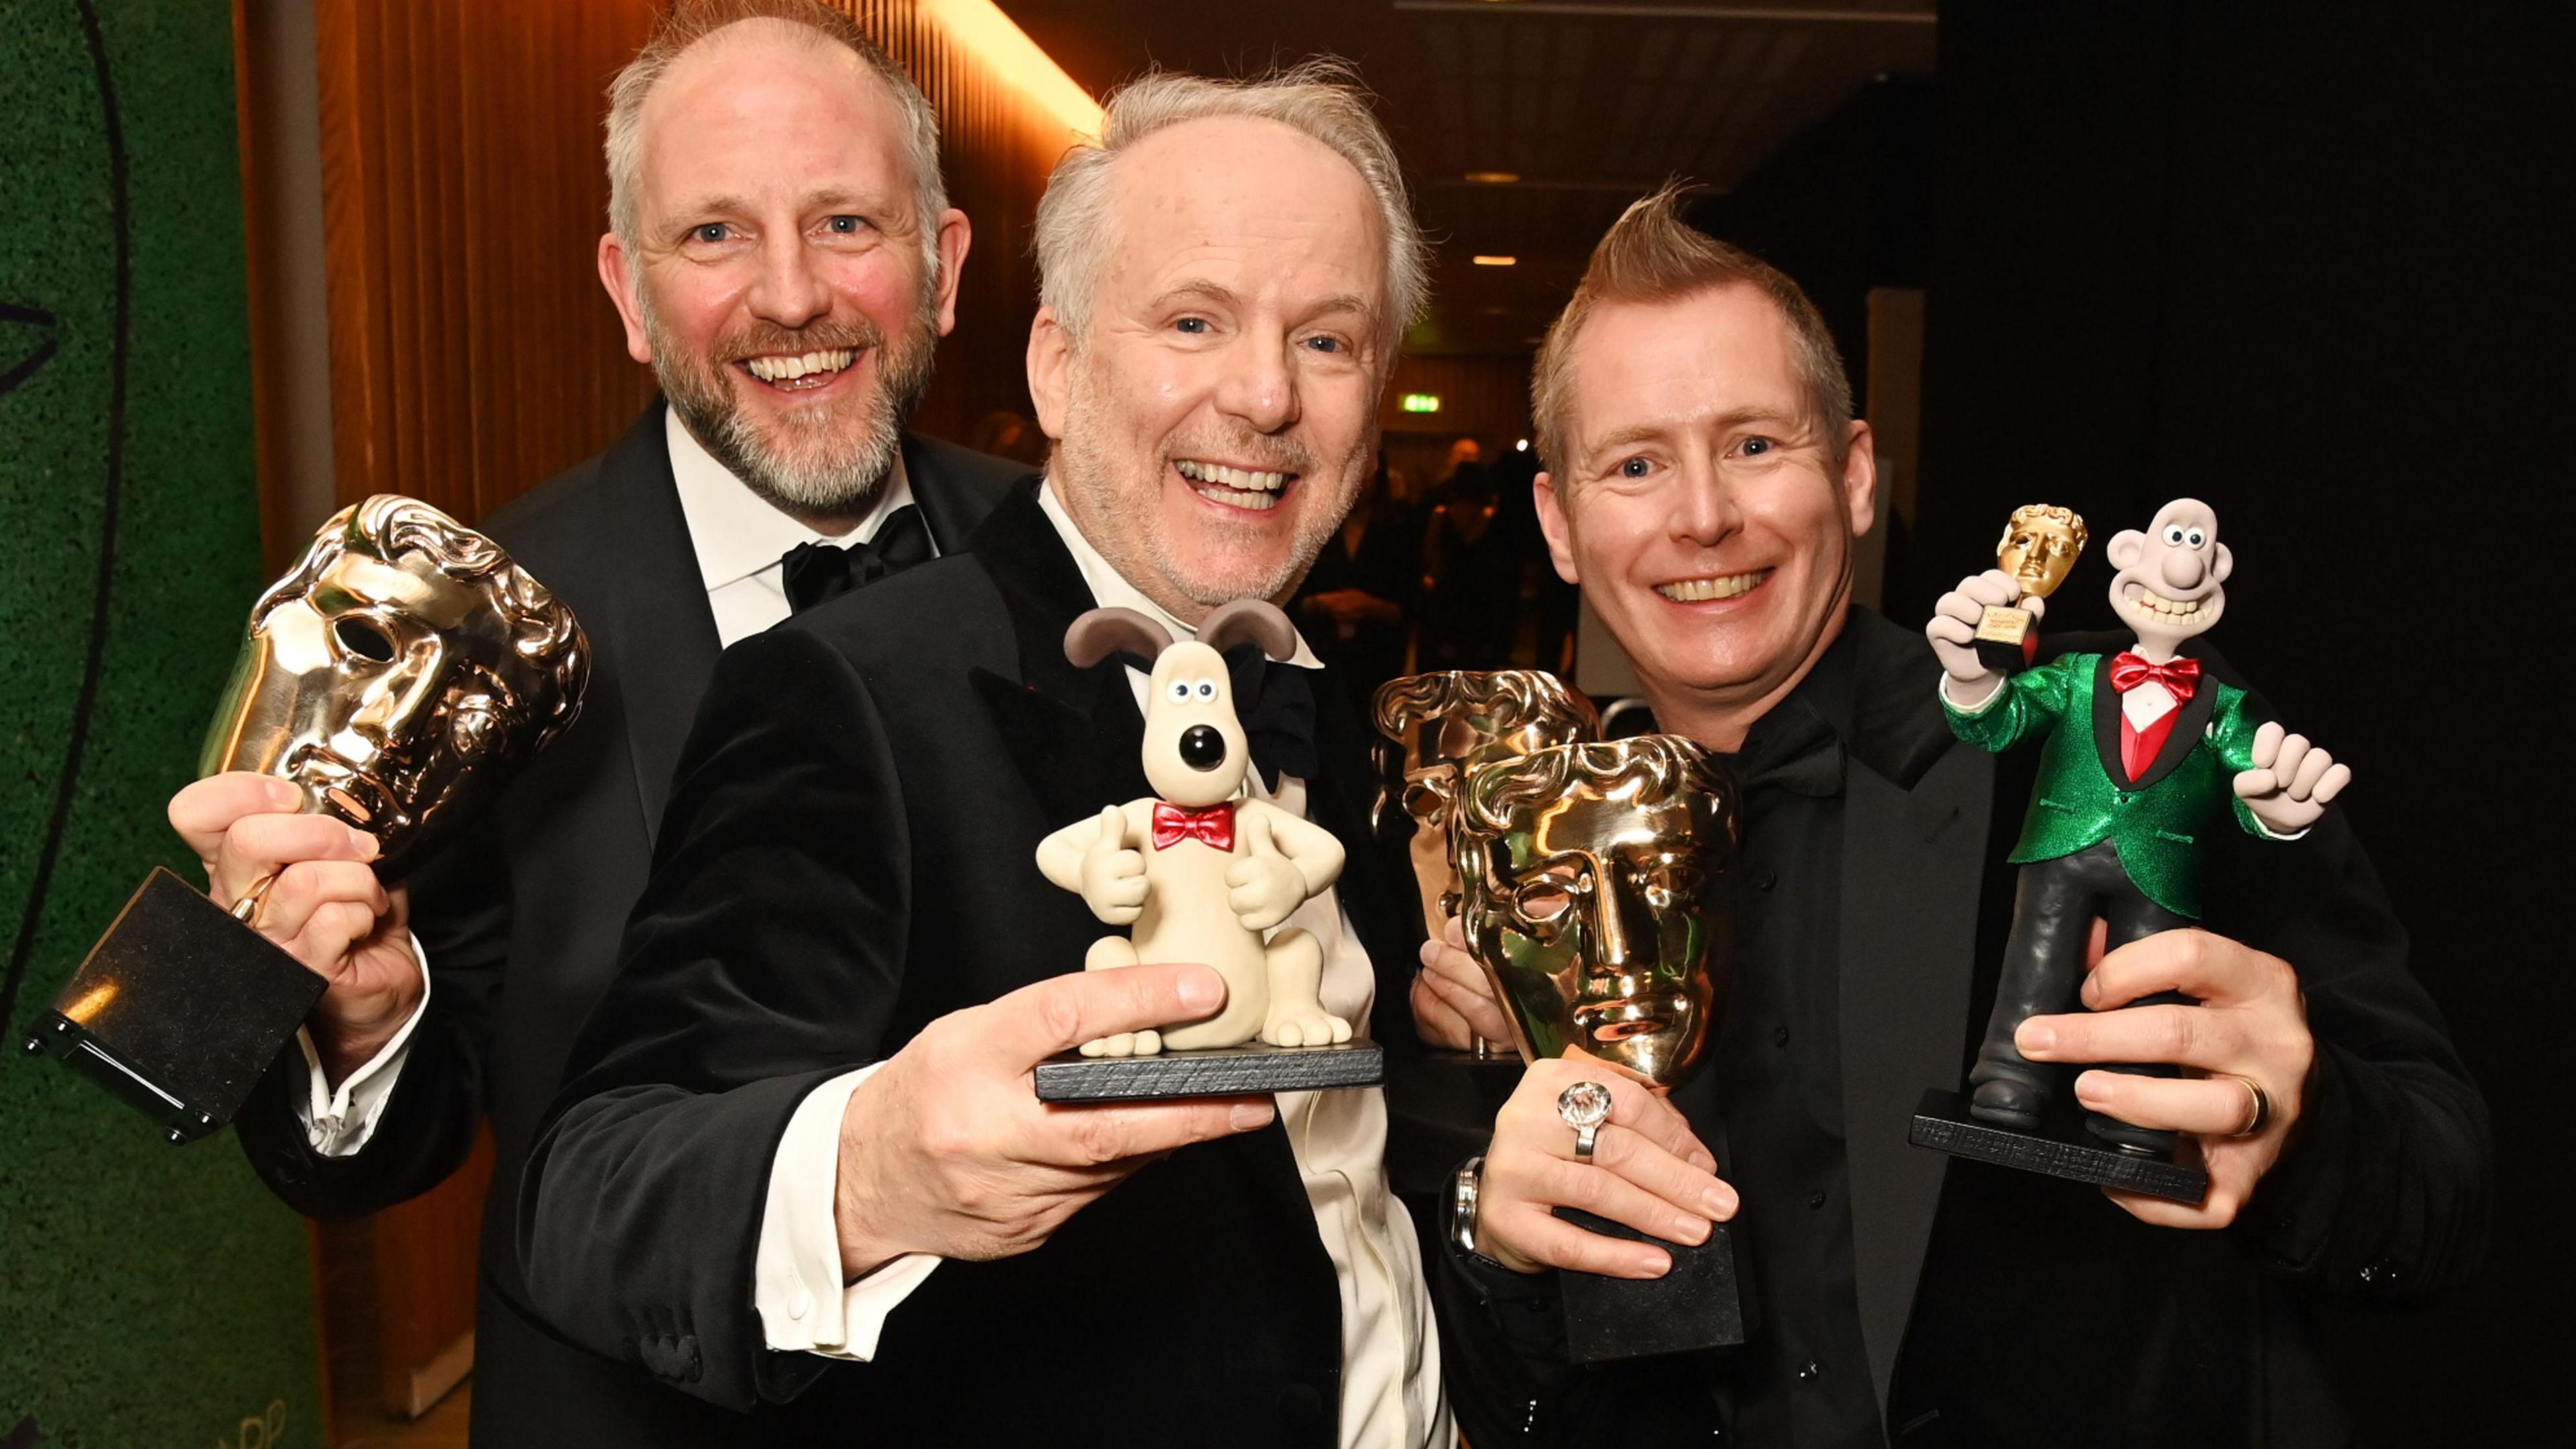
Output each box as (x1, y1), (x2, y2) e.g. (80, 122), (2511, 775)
(1450, 1155), (1486, 1256)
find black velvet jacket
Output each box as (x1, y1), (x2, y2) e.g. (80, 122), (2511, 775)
(1432, 610), (2490, 1449)
(514, 480), (1426, 1446)
(231, 402), (1021, 1447)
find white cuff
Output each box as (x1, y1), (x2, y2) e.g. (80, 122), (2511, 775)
(754, 1064), (942, 1360)
(1941, 673), (2008, 716)
(294, 932), (431, 1159)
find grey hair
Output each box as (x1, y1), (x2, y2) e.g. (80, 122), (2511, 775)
(1032, 61), (1429, 353)
(603, 0), (946, 278)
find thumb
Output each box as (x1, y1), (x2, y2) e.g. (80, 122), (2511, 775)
(985, 963), (1228, 1065)
(1243, 809), (1276, 855)
(1090, 804), (1126, 854)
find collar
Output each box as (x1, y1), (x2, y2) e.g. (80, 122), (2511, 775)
(1034, 479), (1324, 672)
(664, 407), (917, 594)
(1726, 624), (1859, 796)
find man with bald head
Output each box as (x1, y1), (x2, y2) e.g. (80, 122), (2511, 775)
(515, 64), (1454, 1445)
(184, 2), (1018, 1441)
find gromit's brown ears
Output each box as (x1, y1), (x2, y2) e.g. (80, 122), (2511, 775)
(1197, 599), (1299, 663)
(1065, 606), (1175, 667)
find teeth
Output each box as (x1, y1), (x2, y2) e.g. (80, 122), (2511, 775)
(745, 348), (857, 383)
(2133, 588), (2204, 618)
(1175, 460), (1288, 492)
(1655, 571), (1768, 603)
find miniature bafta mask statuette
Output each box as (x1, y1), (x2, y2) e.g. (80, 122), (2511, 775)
(1452, 735), (1739, 1085)
(1372, 670), (1602, 941)
(1974, 504), (2089, 673)
(201, 494), (589, 877)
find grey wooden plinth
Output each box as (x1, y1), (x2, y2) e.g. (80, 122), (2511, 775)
(1910, 1087), (2208, 1203)
(1034, 1040), (1385, 1102)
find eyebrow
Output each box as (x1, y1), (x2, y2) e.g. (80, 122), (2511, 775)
(665, 186), (902, 227)
(1150, 280), (1383, 331)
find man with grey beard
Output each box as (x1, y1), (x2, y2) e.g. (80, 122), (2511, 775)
(182, 3), (1021, 1444)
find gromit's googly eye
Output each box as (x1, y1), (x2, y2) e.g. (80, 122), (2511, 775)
(1193, 680), (1218, 701)
(2184, 528), (2206, 548)
(1167, 680), (1191, 702)
(2163, 525), (2186, 546)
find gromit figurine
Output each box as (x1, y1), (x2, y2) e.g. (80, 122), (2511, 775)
(1927, 497), (2351, 1154)
(1036, 600), (1352, 1059)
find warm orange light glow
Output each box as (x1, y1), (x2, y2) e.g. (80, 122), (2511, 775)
(1464, 170), (1520, 184)
(60, 981), (118, 1024)
(921, 0), (1104, 140)
(1472, 254), (1517, 266)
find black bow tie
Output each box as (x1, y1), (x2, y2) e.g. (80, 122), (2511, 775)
(780, 504), (932, 614)
(1225, 647), (1322, 792)
(1731, 697), (1845, 798)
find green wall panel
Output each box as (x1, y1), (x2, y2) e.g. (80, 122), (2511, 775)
(2, 1), (323, 1444)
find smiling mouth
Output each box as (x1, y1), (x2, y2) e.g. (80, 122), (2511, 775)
(739, 347), (860, 392)
(2129, 586), (2208, 619)
(1654, 569), (1770, 604)
(1175, 458), (1294, 512)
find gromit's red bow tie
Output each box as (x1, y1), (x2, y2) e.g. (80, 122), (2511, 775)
(1152, 800), (1236, 852)
(2110, 652), (2201, 700)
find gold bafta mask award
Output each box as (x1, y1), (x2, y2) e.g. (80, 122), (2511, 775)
(1974, 503), (2088, 672)
(23, 496), (587, 1142)
(1372, 670), (1600, 1058)
(1452, 734), (1749, 1360)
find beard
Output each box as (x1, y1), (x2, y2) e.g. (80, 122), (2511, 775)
(644, 287), (939, 518)
(1055, 364), (1360, 611)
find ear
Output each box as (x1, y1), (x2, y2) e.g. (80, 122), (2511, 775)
(598, 232), (651, 366)
(1533, 471), (1580, 585)
(930, 208), (971, 338)
(2105, 529), (2146, 570)
(1839, 421), (1878, 540)
(1026, 308), (1073, 441)
(1065, 606), (1173, 667)
(1197, 598), (1299, 662)
(2209, 541), (2234, 585)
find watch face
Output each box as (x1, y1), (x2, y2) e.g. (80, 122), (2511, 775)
(1557, 1079), (1614, 1130)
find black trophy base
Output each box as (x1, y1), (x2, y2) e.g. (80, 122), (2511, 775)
(20, 867), (325, 1143)
(1034, 1039), (1384, 1102)
(1972, 608), (2041, 674)
(1554, 1207), (1750, 1364)
(1909, 1087), (2208, 1203)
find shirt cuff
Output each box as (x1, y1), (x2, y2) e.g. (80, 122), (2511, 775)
(1940, 673), (2008, 716)
(294, 932), (431, 1159)
(754, 1063), (943, 1361)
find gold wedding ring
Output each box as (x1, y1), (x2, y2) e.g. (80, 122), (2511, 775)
(2220, 1074), (2273, 1138)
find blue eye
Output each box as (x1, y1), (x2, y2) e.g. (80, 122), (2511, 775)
(825, 215), (863, 234)
(1175, 317), (1209, 335)
(1619, 457), (1651, 478)
(1304, 335), (1342, 354)
(692, 223), (729, 244)
(1741, 437), (1772, 456)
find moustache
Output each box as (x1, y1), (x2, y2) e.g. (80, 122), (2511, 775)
(714, 317), (886, 365)
(1163, 433), (1318, 478)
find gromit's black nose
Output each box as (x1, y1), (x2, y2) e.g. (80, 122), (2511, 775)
(1179, 724), (1228, 771)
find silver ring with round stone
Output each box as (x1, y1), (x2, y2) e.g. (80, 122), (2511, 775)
(1557, 1080), (1614, 1163)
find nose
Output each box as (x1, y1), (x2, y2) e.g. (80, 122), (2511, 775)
(1577, 867), (1655, 973)
(2158, 544), (2208, 592)
(746, 230), (832, 331)
(1178, 724), (1228, 771)
(1670, 455), (1739, 546)
(1214, 337), (1298, 435)
(354, 643), (447, 757)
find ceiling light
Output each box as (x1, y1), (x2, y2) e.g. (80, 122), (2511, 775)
(1464, 171), (1520, 184)
(1472, 255), (1517, 266)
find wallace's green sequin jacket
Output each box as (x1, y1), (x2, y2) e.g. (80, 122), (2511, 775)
(1943, 651), (2271, 919)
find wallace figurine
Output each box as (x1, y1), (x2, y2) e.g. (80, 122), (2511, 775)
(1923, 497), (2352, 1176)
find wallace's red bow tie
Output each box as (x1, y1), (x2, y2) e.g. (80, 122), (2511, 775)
(1152, 801), (1236, 851)
(2110, 652), (2201, 700)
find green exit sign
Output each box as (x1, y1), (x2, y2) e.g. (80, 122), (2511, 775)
(1401, 393), (1442, 413)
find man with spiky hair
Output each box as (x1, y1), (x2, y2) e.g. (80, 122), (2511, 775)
(1419, 186), (2486, 1448)
(169, 3), (1018, 1442)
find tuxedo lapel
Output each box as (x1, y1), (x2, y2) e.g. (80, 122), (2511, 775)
(1835, 614), (1993, 1409)
(1306, 669), (1419, 1051)
(588, 400), (722, 851)
(2125, 655), (2218, 793)
(2088, 651), (2219, 793)
(904, 432), (1031, 555)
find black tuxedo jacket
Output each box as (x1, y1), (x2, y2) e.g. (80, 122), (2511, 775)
(514, 481), (1424, 1445)
(1434, 610), (2489, 1449)
(231, 400), (1020, 1446)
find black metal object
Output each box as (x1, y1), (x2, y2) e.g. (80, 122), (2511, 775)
(1554, 1206), (1750, 1364)
(1909, 1087), (2208, 1202)
(20, 867), (324, 1143)
(1034, 1039), (1384, 1102)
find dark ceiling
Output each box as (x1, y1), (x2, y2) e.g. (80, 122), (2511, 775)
(994, 1), (1937, 354)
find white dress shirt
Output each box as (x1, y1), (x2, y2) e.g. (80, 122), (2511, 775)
(293, 410), (920, 1148)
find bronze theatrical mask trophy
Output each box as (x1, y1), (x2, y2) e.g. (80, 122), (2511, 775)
(1453, 735), (1748, 1362)
(1371, 670), (1601, 1059)
(22, 495), (588, 1142)
(1973, 504), (2088, 673)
